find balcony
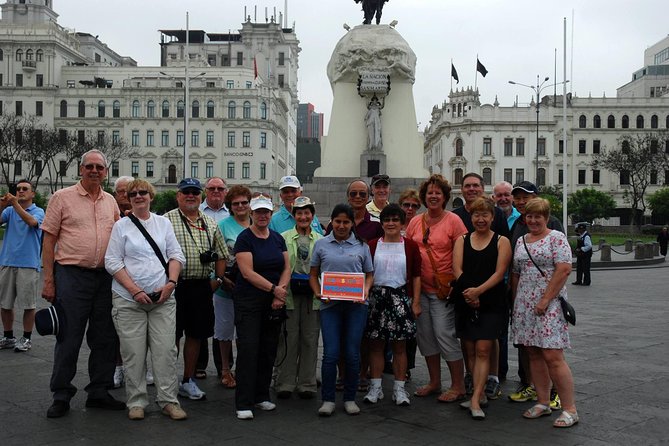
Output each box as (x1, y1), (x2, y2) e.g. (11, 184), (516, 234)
(22, 60), (36, 71)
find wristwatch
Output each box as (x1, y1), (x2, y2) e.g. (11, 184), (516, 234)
(215, 276), (224, 286)
(168, 279), (178, 288)
(270, 284), (276, 294)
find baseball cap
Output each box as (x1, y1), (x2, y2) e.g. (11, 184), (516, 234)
(371, 174), (391, 187)
(293, 196), (314, 209)
(178, 178), (203, 191)
(512, 181), (539, 195)
(279, 175), (301, 190)
(250, 195), (273, 211)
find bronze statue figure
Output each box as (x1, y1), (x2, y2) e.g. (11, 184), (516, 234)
(354, 0), (388, 25)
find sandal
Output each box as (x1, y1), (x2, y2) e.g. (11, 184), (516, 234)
(414, 385), (441, 397)
(220, 371), (236, 389)
(437, 389), (466, 403)
(195, 369), (207, 380)
(553, 410), (579, 428)
(523, 403), (552, 419)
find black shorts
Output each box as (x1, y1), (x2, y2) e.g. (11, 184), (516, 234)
(175, 279), (214, 340)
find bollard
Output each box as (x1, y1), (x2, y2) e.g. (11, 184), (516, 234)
(600, 244), (611, 261)
(653, 242), (659, 257)
(598, 238), (606, 248)
(645, 243), (654, 259)
(634, 243), (645, 260)
(625, 239), (633, 251)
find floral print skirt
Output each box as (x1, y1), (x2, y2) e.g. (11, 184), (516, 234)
(365, 285), (416, 341)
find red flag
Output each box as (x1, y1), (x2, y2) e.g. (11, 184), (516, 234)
(254, 56), (258, 79)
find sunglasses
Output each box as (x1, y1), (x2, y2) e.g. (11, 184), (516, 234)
(401, 203), (420, 210)
(382, 217), (401, 223)
(16, 186), (31, 192)
(207, 187), (226, 192)
(348, 191), (368, 198)
(231, 200), (249, 207)
(128, 190), (149, 198)
(84, 164), (105, 171)
(181, 189), (201, 196)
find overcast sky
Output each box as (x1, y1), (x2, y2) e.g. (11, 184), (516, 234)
(56, 0), (666, 131)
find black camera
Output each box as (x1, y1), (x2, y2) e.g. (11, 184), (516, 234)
(199, 250), (219, 264)
(146, 291), (161, 303)
(267, 307), (288, 323)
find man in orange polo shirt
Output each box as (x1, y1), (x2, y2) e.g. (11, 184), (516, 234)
(41, 149), (124, 418)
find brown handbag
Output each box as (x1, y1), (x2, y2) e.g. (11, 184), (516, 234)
(421, 214), (454, 300)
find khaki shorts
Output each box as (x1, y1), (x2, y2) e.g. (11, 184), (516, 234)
(0, 266), (40, 310)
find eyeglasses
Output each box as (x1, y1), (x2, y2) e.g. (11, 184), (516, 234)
(231, 200), (249, 207)
(348, 191), (368, 198)
(181, 189), (201, 196)
(16, 186), (31, 192)
(128, 190), (149, 198)
(83, 164), (105, 171)
(207, 187), (226, 192)
(382, 217), (401, 223)
(401, 203), (420, 210)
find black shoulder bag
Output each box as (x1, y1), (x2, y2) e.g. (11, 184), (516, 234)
(128, 213), (169, 275)
(522, 235), (576, 325)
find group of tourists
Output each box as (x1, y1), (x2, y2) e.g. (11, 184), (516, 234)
(0, 151), (578, 428)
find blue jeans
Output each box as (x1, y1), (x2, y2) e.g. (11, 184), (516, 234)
(320, 302), (368, 402)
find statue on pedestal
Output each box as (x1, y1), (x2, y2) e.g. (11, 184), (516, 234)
(354, 0), (388, 25)
(365, 95), (384, 151)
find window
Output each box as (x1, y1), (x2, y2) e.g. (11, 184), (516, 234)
(228, 101), (236, 119)
(579, 115), (586, 128)
(260, 132), (267, 149)
(593, 115), (601, 128)
(176, 130), (184, 147)
(206, 81), (215, 88)
(665, 170), (669, 185)
(482, 138), (492, 156)
(666, 115), (669, 128)
(650, 170), (658, 185)
(112, 130), (120, 145)
(236, 52), (243, 66)
(131, 161), (139, 177)
(515, 168), (524, 184)
(206, 130), (214, 147)
(260, 102), (267, 120)
(650, 139), (659, 154)
(455, 138), (463, 156)
(242, 131), (250, 147)
(12, 160), (21, 177)
(177, 100), (184, 118)
(222, 54), (230, 66)
(622, 115), (629, 128)
(192, 100), (199, 118)
(162, 100), (169, 118)
(14, 129), (22, 145)
(559, 139), (564, 154)
(454, 168), (463, 186)
(35, 159), (42, 175)
(482, 168), (492, 186)
(622, 140), (630, 154)
(146, 161), (154, 178)
(537, 138), (546, 156)
(36, 49), (42, 62)
(207, 55), (216, 66)
(59, 129), (68, 144)
(132, 100), (140, 117)
(77, 130), (85, 145)
(36, 101), (43, 116)
(242, 162), (250, 179)
(636, 115), (644, 129)
(15, 101), (22, 116)
(0, 74), (2, 86)
(76, 100), (85, 118)
(131, 130), (139, 146)
(227, 131), (235, 147)
(0, 49), (3, 60)
(593, 140), (601, 154)
(516, 138), (525, 156)
(578, 139), (586, 154)
(243, 101), (251, 119)
(113, 100), (120, 118)
(97, 130), (105, 146)
(36, 74), (43, 87)
(16, 49), (22, 61)
(95, 100), (104, 118)
(226, 80), (234, 89)
(206, 100), (214, 118)
(191, 162), (199, 178)
(278, 74), (284, 88)
(278, 52), (285, 66)
(15, 73), (23, 87)
(260, 162), (266, 180)
(205, 162), (214, 178)
(559, 169), (564, 184)
(143, 100), (154, 118)
(504, 138), (513, 156)
(503, 168), (512, 183)
(161, 130), (169, 146)
(227, 162), (235, 179)
(607, 115), (615, 128)
(246, 81), (252, 89)
(651, 114), (658, 129)
(578, 170), (586, 185)
(146, 130), (154, 146)
(620, 170), (630, 185)
(592, 170), (600, 184)
(67, 80), (75, 88)
(191, 130), (199, 147)
(537, 168), (546, 187)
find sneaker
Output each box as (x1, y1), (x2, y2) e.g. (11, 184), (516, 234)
(113, 366), (124, 389)
(162, 403), (187, 420)
(464, 373), (473, 395)
(13, 337), (32, 352)
(363, 385), (384, 404)
(146, 369), (154, 386)
(508, 384), (537, 402)
(318, 401), (335, 416)
(0, 336), (16, 349)
(484, 377), (501, 400)
(392, 386), (411, 406)
(178, 378), (206, 400)
(344, 401), (360, 415)
(254, 401), (276, 411)
(550, 389), (562, 411)
(236, 410), (254, 420)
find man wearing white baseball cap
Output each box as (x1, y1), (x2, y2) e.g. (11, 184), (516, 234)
(269, 176), (323, 235)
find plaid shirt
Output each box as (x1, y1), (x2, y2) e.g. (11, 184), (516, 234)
(164, 208), (228, 280)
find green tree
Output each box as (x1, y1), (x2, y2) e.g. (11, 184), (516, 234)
(152, 190), (177, 215)
(567, 188), (616, 223)
(648, 187), (669, 224)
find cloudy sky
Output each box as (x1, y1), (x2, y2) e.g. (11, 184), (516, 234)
(56, 0), (666, 130)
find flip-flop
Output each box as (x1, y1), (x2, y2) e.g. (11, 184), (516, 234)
(437, 389), (466, 403)
(553, 410), (579, 428)
(414, 385), (441, 397)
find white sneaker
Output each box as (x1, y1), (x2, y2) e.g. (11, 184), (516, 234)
(392, 386), (411, 406)
(13, 336), (32, 352)
(254, 401), (276, 411)
(363, 385), (384, 404)
(344, 401), (360, 415)
(113, 366), (124, 388)
(178, 378), (206, 400)
(318, 401), (335, 416)
(236, 410), (254, 420)
(146, 369), (154, 386)
(0, 336), (16, 349)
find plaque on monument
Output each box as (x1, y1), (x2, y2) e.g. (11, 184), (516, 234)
(358, 70), (391, 96)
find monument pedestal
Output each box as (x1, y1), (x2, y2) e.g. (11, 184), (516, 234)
(360, 151), (386, 178)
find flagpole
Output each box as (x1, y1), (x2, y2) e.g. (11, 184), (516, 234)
(474, 54), (478, 92)
(450, 58), (453, 92)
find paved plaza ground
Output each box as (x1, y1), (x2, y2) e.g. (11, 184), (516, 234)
(1, 263), (668, 446)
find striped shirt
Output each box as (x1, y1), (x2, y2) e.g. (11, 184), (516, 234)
(164, 208), (228, 280)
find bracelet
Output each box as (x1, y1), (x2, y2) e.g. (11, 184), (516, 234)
(270, 284), (276, 294)
(132, 290), (144, 298)
(168, 279), (178, 287)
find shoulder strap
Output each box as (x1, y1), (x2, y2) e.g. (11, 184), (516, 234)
(128, 213), (169, 275)
(421, 214), (441, 275)
(522, 235), (546, 277)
